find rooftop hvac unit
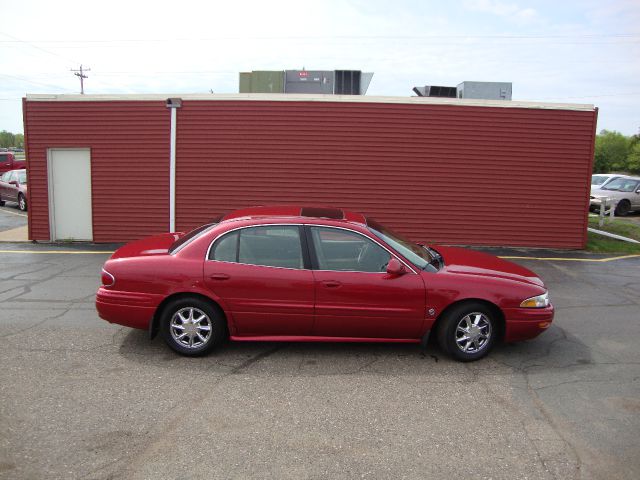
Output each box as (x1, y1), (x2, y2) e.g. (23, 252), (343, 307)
(335, 70), (361, 95)
(413, 86), (457, 98)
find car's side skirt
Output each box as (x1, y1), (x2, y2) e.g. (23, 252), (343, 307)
(230, 335), (421, 343)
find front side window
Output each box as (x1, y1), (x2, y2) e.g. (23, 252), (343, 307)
(366, 218), (439, 272)
(603, 178), (639, 192)
(210, 225), (304, 269)
(310, 227), (390, 273)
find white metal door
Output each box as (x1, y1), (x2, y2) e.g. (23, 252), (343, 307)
(48, 148), (93, 241)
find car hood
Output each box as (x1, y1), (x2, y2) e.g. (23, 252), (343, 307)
(111, 232), (183, 259)
(435, 246), (545, 287)
(592, 190), (626, 198)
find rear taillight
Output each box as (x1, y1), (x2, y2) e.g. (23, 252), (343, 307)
(101, 268), (115, 287)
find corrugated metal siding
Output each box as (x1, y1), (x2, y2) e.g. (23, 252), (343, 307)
(176, 101), (596, 248)
(23, 101), (169, 242)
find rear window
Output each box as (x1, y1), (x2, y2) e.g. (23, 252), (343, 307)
(169, 219), (221, 253)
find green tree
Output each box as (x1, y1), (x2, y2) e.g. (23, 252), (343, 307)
(627, 142), (640, 174)
(0, 130), (14, 148)
(0, 130), (24, 149)
(593, 130), (630, 173)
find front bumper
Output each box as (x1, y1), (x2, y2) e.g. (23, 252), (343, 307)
(503, 304), (554, 342)
(95, 287), (162, 330)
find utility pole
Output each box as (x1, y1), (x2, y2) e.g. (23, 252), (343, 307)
(71, 64), (90, 94)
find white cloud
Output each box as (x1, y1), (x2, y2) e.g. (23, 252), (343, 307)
(464, 0), (539, 22)
(0, 0), (638, 134)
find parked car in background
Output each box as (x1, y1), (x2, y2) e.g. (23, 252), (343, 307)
(591, 173), (627, 194)
(0, 151), (26, 175)
(96, 205), (554, 362)
(590, 176), (640, 216)
(0, 169), (28, 211)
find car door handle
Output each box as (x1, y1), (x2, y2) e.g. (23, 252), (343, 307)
(322, 280), (342, 288)
(209, 273), (230, 280)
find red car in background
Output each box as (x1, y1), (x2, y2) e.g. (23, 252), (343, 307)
(0, 169), (28, 211)
(96, 206), (553, 361)
(0, 151), (26, 175)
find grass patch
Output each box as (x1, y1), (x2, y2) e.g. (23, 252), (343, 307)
(587, 216), (640, 253)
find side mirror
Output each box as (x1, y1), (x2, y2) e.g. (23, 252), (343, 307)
(8, 180), (17, 186)
(386, 258), (406, 276)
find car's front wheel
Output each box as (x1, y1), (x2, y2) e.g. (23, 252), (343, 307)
(160, 297), (227, 356)
(437, 302), (498, 362)
(615, 199), (631, 216)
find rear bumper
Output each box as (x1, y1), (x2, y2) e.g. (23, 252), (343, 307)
(95, 287), (162, 330)
(503, 305), (554, 342)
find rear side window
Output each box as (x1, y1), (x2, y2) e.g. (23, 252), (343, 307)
(211, 231), (238, 262)
(209, 226), (304, 269)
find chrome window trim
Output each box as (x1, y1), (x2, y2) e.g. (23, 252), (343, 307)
(206, 224), (307, 270)
(205, 223), (418, 275)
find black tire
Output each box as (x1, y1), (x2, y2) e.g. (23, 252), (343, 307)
(0, 199), (5, 206)
(18, 193), (27, 212)
(436, 302), (498, 362)
(160, 297), (227, 356)
(615, 200), (631, 217)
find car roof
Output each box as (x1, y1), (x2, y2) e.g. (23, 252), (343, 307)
(607, 175), (640, 181)
(221, 205), (367, 225)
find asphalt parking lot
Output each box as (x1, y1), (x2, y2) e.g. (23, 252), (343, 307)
(1, 212), (639, 479)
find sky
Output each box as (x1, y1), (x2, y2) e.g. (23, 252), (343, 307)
(1, 0), (639, 135)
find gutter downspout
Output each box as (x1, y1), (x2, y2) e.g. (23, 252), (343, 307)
(166, 98), (182, 232)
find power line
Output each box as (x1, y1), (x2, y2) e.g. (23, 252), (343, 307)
(0, 31), (80, 65)
(0, 73), (75, 91)
(537, 92), (640, 100)
(0, 33), (638, 43)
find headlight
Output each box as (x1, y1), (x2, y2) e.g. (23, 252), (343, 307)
(520, 291), (549, 308)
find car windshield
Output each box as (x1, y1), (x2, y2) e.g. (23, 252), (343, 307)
(18, 172), (26, 184)
(168, 219), (221, 253)
(591, 175), (608, 186)
(602, 178), (639, 192)
(366, 218), (440, 272)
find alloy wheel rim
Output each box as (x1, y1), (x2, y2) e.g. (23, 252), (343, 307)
(455, 312), (492, 354)
(170, 307), (212, 349)
(19, 196), (25, 210)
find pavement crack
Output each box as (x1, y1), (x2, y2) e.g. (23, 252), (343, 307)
(523, 366), (583, 479)
(117, 343), (287, 478)
(0, 308), (70, 338)
(230, 344), (286, 374)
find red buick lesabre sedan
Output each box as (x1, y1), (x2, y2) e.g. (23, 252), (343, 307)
(96, 206), (553, 361)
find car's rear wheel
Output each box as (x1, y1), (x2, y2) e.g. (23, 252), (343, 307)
(160, 297), (227, 356)
(615, 199), (631, 216)
(18, 193), (27, 212)
(437, 302), (497, 362)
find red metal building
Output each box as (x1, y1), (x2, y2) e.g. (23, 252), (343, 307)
(23, 94), (597, 248)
